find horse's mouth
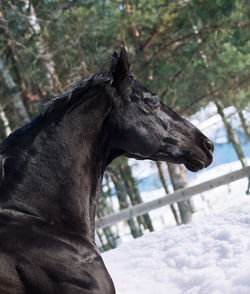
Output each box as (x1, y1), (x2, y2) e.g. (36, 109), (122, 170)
(150, 148), (213, 172)
(184, 157), (206, 172)
(184, 150), (213, 172)
(125, 146), (213, 172)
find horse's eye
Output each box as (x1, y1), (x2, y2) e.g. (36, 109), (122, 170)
(145, 97), (159, 107)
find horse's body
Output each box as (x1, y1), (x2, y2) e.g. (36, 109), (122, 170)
(0, 48), (213, 293)
(0, 211), (113, 293)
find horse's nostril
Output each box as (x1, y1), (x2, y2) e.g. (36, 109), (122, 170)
(203, 139), (214, 152)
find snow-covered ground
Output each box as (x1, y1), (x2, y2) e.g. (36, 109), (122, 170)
(102, 161), (250, 294)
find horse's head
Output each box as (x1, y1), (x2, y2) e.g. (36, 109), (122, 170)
(105, 47), (213, 172)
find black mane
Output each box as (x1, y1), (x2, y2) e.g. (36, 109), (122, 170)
(41, 71), (112, 117)
(0, 71), (112, 156)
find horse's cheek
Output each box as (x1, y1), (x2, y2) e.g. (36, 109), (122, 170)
(136, 128), (161, 156)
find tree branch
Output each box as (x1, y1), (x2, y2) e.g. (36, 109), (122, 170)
(153, 23), (235, 59)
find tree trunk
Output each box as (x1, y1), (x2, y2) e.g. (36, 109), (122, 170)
(117, 158), (154, 232)
(231, 97), (250, 141)
(1, 23), (27, 97)
(95, 230), (106, 252)
(0, 58), (30, 125)
(0, 114), (6, 142)
(96, 187), (119, 250)
(108, 167), (143, 238)
(0, 10), (39, 119)
(156, 162), (181, 225)
(215, 100), (246, 167)
(124, 4), (141, 52)
(0, 108), (11, 140)
(24, 0), (62, 92)
(104, 173), (115, 211)
(236, 107), (250, 141)
(238, 109), (250, 141)
(167, 163), (193, 224)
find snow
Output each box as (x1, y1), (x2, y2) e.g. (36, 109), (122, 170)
(102, 161), (250, 294)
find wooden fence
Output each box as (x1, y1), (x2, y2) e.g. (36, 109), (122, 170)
(96, 166), (250, 229)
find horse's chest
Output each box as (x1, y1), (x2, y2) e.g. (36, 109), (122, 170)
(0, 218), (115, 294)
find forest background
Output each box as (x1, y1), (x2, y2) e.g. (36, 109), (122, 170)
(0, 0), (249, 251)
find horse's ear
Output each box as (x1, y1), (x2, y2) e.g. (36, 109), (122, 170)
(110, 46), (130, 87)
(110, 51), (119, 74)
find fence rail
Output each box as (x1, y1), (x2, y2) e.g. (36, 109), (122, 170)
(96, 166), (250, 229)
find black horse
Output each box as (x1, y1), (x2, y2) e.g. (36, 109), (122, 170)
(0, 48), (213, 293)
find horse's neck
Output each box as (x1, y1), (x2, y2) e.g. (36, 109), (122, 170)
(1, 90), (113, 240)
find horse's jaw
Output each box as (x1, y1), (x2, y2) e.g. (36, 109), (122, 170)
(148, 146), (213, 172)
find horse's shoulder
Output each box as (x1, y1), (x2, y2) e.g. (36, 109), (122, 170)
(0, 213), (115, 293)
(0, 243), (60, 294)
